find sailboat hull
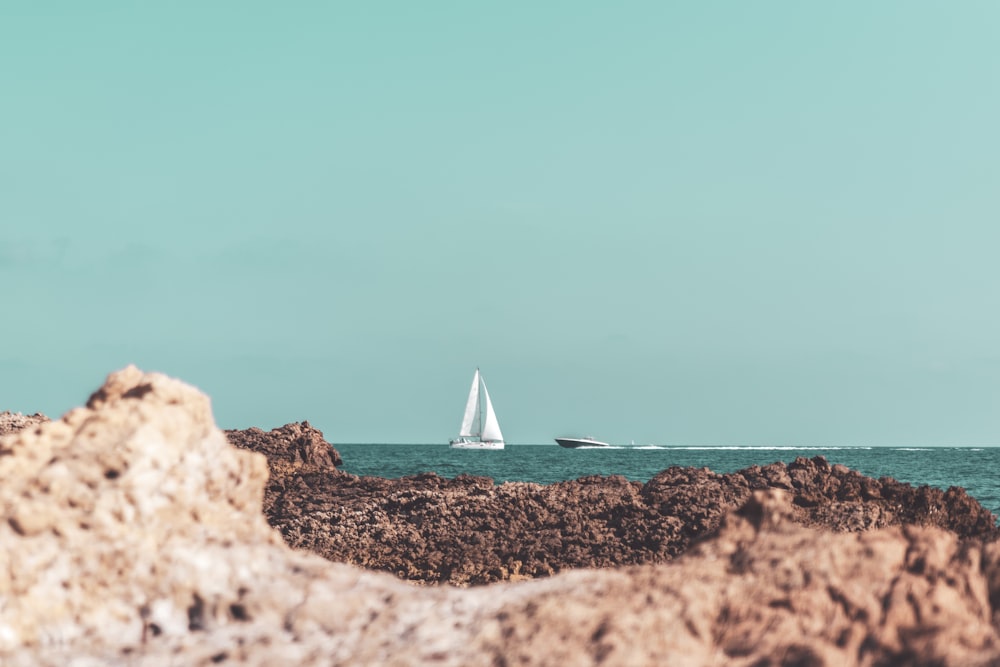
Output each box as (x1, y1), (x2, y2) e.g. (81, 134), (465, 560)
(450, 439), (504, 450)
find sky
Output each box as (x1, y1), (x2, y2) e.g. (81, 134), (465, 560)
(1, 2), (998, 446)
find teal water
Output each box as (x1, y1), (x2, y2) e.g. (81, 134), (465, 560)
(336, 444), (1000, 517)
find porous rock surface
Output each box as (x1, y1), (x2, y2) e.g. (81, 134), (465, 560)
(0, 410), (49, 436)
(229, 427), (998, 585)
(225, 421), (342, 472)
(6, 368), (1000, 666)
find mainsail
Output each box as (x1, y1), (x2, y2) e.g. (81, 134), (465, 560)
(458, 369), (481, 437)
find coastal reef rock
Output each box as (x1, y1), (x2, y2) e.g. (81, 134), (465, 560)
(5, 368), (1000, 664)
(0, 410), (49, 436)
(239, 441), (999, 585)
(225, 421), (342, 473)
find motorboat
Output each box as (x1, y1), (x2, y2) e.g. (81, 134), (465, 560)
(554, 436), (610, 449)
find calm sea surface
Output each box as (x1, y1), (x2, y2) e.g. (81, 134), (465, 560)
(336, 444), (1000, 518)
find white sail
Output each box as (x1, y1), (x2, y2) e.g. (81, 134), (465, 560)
(458, 369), (481, 437)
(480, 382), (503, 443)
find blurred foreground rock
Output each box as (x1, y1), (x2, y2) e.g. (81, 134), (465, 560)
(5, 369), (1000, 665)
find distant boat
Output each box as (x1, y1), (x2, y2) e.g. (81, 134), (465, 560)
(555, 436), (610, 449)
(450, 369), (504, 450)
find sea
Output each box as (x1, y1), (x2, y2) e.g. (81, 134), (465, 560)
(336, 444), (1000, 519)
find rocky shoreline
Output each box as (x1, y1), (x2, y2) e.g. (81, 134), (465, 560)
(225, 421), (999, 585)
(3, 368), (1000, 665)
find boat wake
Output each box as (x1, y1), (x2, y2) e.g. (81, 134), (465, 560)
(630, 446), (875, 451)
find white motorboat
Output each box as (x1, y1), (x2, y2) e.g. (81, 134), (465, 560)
(554, 436), (610, 449)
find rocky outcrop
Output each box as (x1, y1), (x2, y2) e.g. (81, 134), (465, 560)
(5, 367), (1000, 665)
(0, 411), (48, 436)
(12, 404), (996, 589)
(248, 452), (999, 585)
(644, 458), (998, 541)
(224, 422), (348, 525)
(0, 367), (280, 654)
(225, 421), (342, 470)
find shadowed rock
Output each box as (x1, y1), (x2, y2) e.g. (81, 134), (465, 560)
(225, 421), (342, 470)
(9, 406), (998, 587)
(226, 431), (998, 585)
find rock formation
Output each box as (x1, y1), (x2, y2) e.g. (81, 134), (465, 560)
(225, 421), (342, 471)
(9, 409), (997, 587)
(5, 368), (1000, 665)
(226, 426), (998, 585)
(0, 410), (48, 437)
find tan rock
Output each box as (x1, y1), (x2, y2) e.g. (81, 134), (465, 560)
(2, 367), (1000, 666)
(0, 410), (48, 437)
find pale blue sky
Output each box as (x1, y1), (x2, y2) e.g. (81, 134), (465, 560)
(2, 3), (998, 445)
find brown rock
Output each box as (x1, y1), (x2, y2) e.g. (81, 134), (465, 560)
(4, 368), (1000, 666)
(226, 421), (342, 469)
(264, 453), (998, 586)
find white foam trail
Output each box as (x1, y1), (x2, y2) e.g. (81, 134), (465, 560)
(645, 446), (874, 451)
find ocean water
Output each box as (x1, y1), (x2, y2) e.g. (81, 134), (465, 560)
(336, 444), (1000, 518)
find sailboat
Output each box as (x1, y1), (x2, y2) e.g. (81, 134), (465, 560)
(450, 368), (505, 450)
